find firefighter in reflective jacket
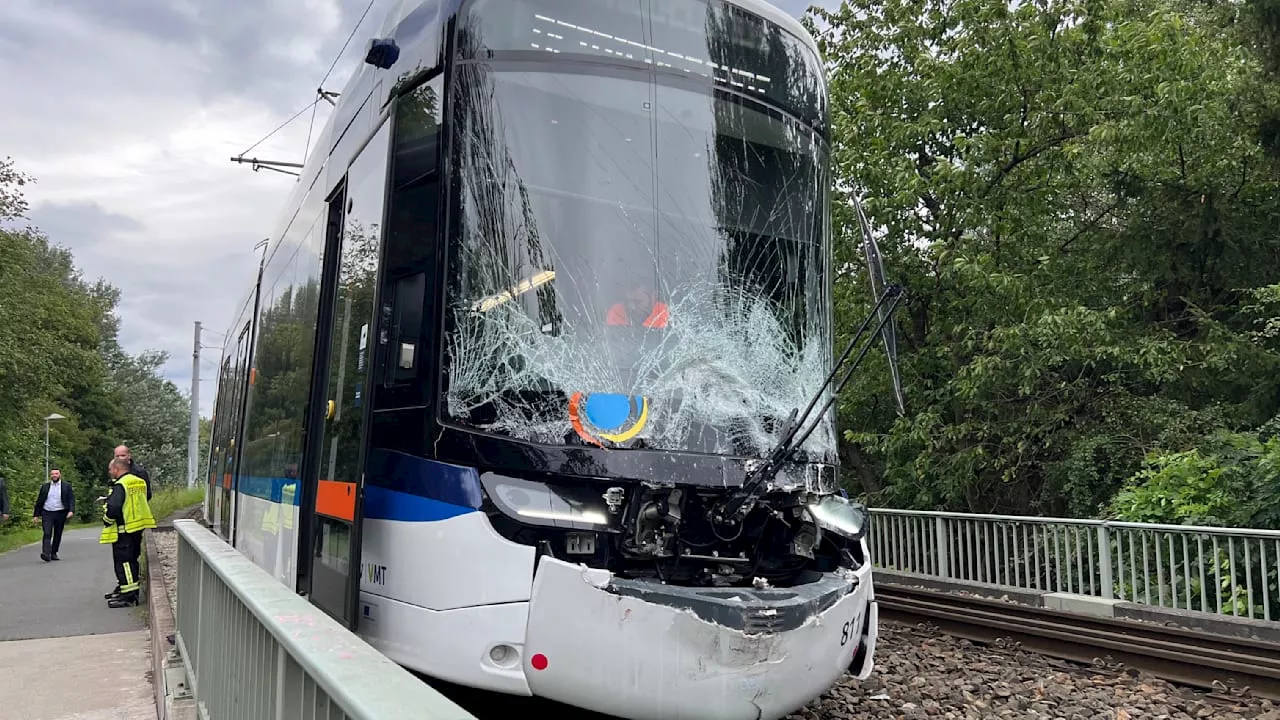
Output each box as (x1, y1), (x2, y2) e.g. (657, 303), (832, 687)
(100, 457), (156, 607)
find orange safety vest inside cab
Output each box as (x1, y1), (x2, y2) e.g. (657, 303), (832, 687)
(606, 302), (669, 328)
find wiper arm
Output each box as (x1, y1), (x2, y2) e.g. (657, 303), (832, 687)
(711, 283), (905, 525)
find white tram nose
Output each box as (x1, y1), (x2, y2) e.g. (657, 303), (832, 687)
(520, 555), (877, 720)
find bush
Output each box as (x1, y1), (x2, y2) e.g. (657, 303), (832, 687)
(148, 486), (205, 523)
(1109, 431), (1280, 529)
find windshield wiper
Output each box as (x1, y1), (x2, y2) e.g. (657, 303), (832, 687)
(710, 283), (905, 526)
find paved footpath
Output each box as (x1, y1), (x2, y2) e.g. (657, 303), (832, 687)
(0, 527), (155, 720)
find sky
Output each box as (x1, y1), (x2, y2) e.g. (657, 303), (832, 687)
(0, 0), (830, 418)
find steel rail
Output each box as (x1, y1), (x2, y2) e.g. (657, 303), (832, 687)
(876, 583), (1280, 700)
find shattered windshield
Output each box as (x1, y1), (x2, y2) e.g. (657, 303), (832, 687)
(442, 0), (834, 461)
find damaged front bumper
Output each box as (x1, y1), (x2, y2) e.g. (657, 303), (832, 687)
(522, 555), (877, 720)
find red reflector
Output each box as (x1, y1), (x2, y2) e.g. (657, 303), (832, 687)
(531, 653), (548, 671)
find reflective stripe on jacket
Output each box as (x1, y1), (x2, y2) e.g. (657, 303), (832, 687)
(99, 473), (157, 544)
(260, 482), (297, 533)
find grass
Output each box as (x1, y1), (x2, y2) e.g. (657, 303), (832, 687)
(149, 486), (205, 524)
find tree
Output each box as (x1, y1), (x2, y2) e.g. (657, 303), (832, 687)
(811, 0), (1280, 516)
(0, 156), (31, 221)
(0, 158), (195, 526)
(109, 350), (192, 489)
(1, 202), (111, 517)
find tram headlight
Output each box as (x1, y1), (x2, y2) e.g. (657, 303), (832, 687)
(479, 472), (619, 531)
(807, 494), (870, 541)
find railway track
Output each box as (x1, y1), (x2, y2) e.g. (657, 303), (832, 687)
(877, 583), (1280, 700)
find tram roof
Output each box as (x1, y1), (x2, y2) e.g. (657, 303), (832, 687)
(374, 0), (822, 60)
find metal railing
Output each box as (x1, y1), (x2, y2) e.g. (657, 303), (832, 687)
(174, 519), (478, 720)
(869, 509), (1280, 622)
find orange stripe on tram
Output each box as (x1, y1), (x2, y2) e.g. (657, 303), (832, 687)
(315, 480), (357, 521)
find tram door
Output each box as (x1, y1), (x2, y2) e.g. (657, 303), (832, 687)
(301, 122), (392, 628)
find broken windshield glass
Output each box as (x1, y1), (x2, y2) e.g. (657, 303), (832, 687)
(442, 0), (834, 462)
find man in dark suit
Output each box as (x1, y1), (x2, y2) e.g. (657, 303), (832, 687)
(113, 445), (152, 500)
(33, 468), (75, 562)
(0, 471), (11, 523)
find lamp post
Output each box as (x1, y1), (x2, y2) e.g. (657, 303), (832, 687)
(44, 413), (65, 480)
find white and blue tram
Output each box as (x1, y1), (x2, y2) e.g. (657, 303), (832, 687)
(202, 0), (903, 717)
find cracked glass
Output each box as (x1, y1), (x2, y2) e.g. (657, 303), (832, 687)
(442, 0), (833, 461)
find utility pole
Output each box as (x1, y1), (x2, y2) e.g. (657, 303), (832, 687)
(189, 321), (202, 488)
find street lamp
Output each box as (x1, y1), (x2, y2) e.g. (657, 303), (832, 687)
(44, 413), (65, 480)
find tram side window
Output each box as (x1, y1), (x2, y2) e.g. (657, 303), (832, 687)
(379, 75), (444, 402)
(208, 357), (234, 486)
(227, 322), (253, 467)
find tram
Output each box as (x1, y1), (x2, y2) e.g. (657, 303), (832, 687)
(202, 0), (905, 718)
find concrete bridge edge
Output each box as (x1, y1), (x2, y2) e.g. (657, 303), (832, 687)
(146, 527), (197, 720)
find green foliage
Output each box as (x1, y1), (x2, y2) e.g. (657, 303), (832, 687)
(0, 221), (106, 519)
(148, 486), (206, 524)
(109, 349), (195, 489)
(1110, 432), (1280, 528)
(1105, 430), (1280, 618)
(0, 156), (30, 221)
(0, 159), (196, 531)
(813, 0), (1280, 518)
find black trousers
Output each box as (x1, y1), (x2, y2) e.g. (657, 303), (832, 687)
(112, 531), (143, 596)
(41, 513), (67, 558)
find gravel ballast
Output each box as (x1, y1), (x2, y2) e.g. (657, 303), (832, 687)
(788, 621), (1278, 720)
(150, 526), (1277, 719)
(151, 528), (179, 614)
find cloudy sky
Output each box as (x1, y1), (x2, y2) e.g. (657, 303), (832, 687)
(1, 0), (830, 418)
